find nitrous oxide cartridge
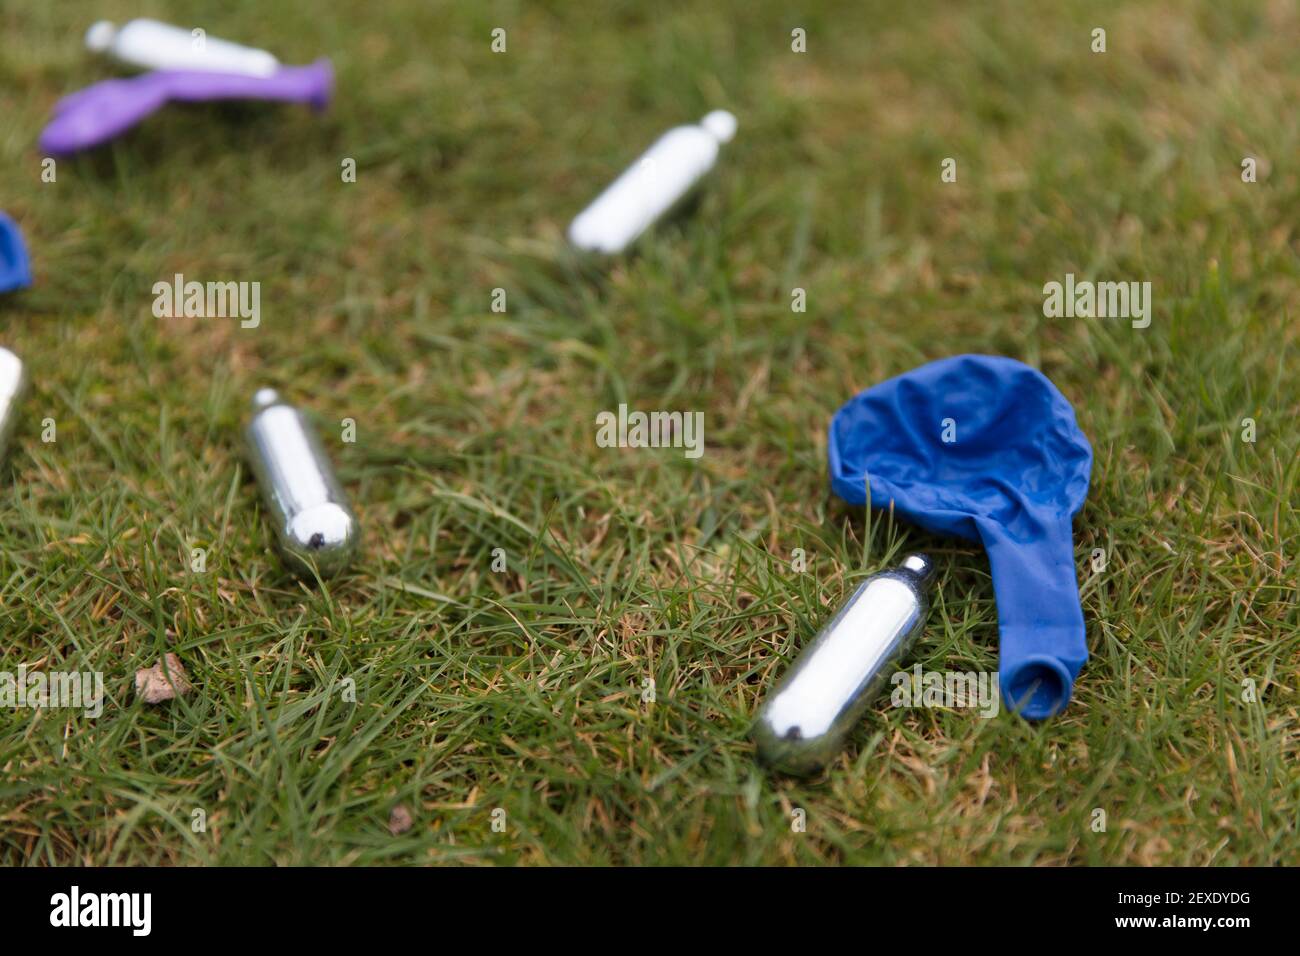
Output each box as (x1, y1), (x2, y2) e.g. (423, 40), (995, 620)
(0, 347), (26, 463)
(245, 388), (357, 577)
(753, 554), (935, 774)
(85, 18), (281, 77)
(568, 110), (737, 255)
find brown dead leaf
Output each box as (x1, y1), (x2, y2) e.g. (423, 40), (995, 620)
(135, 653), (192, 704)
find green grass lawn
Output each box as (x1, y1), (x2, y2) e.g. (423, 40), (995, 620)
(1, 0), (1296, 865)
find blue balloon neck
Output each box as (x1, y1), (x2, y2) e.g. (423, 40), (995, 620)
(974, 513), (1087, 718)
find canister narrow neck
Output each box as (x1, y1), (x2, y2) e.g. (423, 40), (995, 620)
(901, 553), (935, 585)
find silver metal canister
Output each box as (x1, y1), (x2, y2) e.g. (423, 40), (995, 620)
(245, 388), (358, 577)
(753, 554), (935, 774)
(85, 18), (281, 77)
(568, 110), (737, 255)
(0, 347), (27, 464)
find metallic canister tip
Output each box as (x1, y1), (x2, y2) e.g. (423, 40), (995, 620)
(284, 501), (357, 569)
(753, 554), (935, 774)
(901, 552), (934, 581)
(699, 110), (737, 144)
(253, 386), (280, 409)
(0, 347), (27, 464)
(245, 388), (358, 578)
(85, 20), (117, 53)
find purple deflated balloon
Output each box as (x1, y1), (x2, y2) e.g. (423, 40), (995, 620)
(828, 354), (1093, 719)
(38, 60), (333, 156)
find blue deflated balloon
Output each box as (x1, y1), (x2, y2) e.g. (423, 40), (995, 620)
(0, 212), (32, 294)
(828, 354), (1092, 719)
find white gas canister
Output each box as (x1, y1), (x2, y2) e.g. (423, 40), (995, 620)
(85, 18), (281, 77)
(568, 110), (737, 255)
